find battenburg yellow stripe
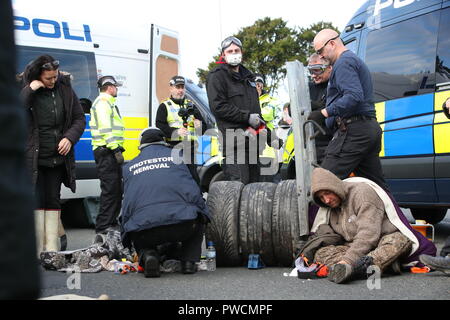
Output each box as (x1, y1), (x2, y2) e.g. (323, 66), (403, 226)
(434, 92), (450, 154)
(375, 102), (386, 157)
(122, 117), (149, 160)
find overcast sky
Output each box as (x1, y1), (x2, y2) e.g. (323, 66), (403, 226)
(12, 0), (367, 95)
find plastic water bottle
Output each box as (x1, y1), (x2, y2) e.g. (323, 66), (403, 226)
(206, 241), (216, 271)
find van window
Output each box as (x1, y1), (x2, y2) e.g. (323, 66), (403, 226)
(365, 11), (439, 102)
(186, 81), (209, 110)
(16, 46), (98, 102)
(436, 8), (450, 86)
(185, 81), (216, 129)
(345, 39), (358, 54)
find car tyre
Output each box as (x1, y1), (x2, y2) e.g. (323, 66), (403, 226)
(239, 183), (278, 267)
(205, 181), (244, 267)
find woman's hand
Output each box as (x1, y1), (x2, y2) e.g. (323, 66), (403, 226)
(30, 80), (45, 91)
(58, 138), (72, 156)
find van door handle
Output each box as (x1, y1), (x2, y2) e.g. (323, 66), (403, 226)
(436, 82), (450, 91)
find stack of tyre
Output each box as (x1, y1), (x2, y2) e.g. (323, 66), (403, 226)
(205, 180), (303, 267)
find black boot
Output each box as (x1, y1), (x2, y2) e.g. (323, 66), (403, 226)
(351, 256), (374, 279)
(141, 250), (160, 278)
(328, 263), (353, 284)
(181, 261), (197, 274)
(328, 256), (374, 284)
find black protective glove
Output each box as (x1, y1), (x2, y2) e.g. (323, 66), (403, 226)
(308, 110), (330, 139)
(192, 105), (203, 120)
(308, 109), (326, 125)
(113, 147), (125, 165)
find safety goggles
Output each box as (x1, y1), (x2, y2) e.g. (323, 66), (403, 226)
(254, 75), (264, 84)
(41, 60), (60, 70)
(221, 36), (242, 52)
(315, 35), (339, 55)
(307, 64), (330, 76)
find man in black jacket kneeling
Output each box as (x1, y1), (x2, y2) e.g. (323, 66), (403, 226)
(120, 127), (211, 278)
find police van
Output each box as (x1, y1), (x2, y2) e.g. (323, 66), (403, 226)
(13, 9), (217, 221)
(337, 0), (449, 223)
(282, 0), (449, 224)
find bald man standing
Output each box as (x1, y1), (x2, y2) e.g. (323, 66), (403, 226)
(313, 29), (387, 190)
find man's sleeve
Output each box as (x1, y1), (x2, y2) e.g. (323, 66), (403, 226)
(190, 104), (208, 135)
(156, 103), (178, 139)
(19, 85), (34, 109)
(341, 193), (385, 265)
(206, 72), (250, 124)
(91, 100), (121, 150)
(325, 58), (365, 119)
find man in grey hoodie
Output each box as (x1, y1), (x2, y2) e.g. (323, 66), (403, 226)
(310, 168), (436, 284)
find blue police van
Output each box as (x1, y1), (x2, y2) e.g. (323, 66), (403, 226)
(340, 0), (450, 223)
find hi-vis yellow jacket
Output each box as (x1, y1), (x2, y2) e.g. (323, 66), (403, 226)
(89, 92), (125, 150)
(260, 93), (279, 158)
(260, 93), (279, 131)
(162, 98), (198, 142)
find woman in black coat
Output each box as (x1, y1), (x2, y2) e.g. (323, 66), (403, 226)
(19, 55), (85, 255)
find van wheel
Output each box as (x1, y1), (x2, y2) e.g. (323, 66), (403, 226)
(205, 181), (244, 267)
(410, 208), (448, 225)
(272, 180), (300, 267)
(209, 170), (225, 188)
(239, 183), (278, 267)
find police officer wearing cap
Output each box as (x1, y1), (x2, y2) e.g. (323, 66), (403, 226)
(206, 36), (266, 184)
(90, 75), (125, 235)
(120, 127), (211, 278)
(156, 76), (206, 185)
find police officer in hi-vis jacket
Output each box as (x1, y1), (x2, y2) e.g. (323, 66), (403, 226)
(156, 76), (206, 185)
(90, 76), (125, 235)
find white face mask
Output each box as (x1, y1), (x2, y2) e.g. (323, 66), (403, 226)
(225, 53), (242, 66)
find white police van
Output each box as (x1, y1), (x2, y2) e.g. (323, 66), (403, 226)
(13, 9), (216, 223)
(340, 0), (450, 223)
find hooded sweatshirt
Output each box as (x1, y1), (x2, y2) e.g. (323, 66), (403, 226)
(311, 168), (398, 264)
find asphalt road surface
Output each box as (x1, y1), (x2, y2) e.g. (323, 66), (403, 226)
(39, 210), (450, 301)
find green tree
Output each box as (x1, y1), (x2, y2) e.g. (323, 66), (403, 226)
(196, 18), (339, 95)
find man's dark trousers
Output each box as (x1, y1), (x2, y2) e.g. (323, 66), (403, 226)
(321, 118), (388, 190)
(223, 163), (260, 185)
(222, 135), (261, 185)
(130, 218), (205, 263)
(94, 147), (123, 233)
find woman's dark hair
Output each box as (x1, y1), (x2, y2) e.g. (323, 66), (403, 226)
(23, 55), (59, 84)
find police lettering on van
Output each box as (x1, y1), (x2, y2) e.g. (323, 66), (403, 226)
(14, 16), (92, 42)
(373, 0), (416, 16)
